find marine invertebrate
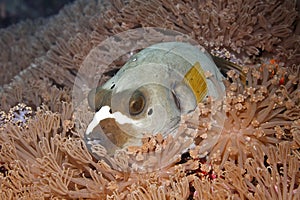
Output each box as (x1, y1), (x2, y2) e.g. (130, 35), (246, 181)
(0, 0), (299, 199)
(1, 95), (298, 200)
(0, 111), (7, 128)
(0, 0), (110, 86)
(190, 141), (300, 199)
(0, 103), (33, 130)
(188, 58), (300, 168)
(222, 142), (300, 199)
(7, 103), (33, 128)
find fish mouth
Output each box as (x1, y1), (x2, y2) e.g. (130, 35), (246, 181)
(86, 116), (181, 157)
(85, 105), (182, 156)
(87, 118), (133, 156)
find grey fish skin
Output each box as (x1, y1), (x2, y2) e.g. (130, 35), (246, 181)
(90, 42), (225, 111)
(108, 42), (224, 95)
(86, 42), (226, 152)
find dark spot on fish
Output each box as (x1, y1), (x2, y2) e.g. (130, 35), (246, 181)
(148, 108), (153, 115)
(171, 91), (181, 111)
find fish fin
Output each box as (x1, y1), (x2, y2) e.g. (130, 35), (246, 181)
(183, 62), (208, 103)
(211, 55), (246, 84)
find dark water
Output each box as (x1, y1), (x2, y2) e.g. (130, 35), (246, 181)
(0, 0), (75, 28)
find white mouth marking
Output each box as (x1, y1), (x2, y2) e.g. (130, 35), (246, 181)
(86, 105), (139, 136)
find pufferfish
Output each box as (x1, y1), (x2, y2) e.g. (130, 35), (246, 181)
(85, 42), (237, 156)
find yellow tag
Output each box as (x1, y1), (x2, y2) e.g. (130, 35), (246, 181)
(183, 62), (207, 103)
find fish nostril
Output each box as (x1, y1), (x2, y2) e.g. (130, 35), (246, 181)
(147, 108), (153, 115)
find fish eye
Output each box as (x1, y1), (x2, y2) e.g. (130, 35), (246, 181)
(129, 91), (145, 115)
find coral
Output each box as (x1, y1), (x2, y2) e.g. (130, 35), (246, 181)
(0, 61), (299, 199)
(1, 0), (299, 109)
(221, 142), (300, 200)
(0, 0), (110, 85)
(0, 0), (299, 199)
(193, 59), (300, 168)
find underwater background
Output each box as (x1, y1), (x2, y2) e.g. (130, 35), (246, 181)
(0, 0), (75, 28)
(0, 0), (299, 199)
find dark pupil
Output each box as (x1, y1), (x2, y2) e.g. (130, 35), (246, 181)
(129, 91), (145, 115)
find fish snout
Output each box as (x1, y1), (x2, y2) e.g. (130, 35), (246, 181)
(88, 87), (112, 111)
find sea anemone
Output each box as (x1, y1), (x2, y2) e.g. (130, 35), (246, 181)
(0, 0), (299, 199)
(194, 59), (300, 168)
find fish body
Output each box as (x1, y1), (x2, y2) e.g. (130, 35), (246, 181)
(85, 42), (226, 155)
